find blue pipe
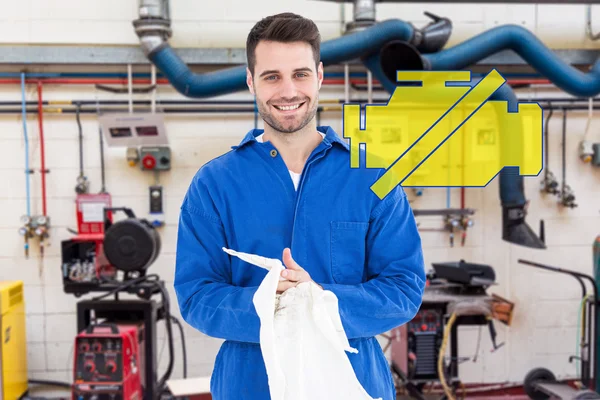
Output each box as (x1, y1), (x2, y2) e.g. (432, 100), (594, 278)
(21, 73), (31, 218)
(148, 19), (415, 98)
(425, 24), (600, 98)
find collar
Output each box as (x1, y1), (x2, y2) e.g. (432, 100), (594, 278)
(231, 125), (349, 151)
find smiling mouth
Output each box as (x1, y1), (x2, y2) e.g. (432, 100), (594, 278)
(273, 102), (306, 111)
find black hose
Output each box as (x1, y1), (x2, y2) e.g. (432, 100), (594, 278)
(28, 379), (71, 388)
(155, 281), (175, 392)
(543, 104), (553, 182)
(561, 107), (567, 199)
(90, 274), (160, 301)
(76, 102), (84, 179)
(96, 100), (106, 194)
(171, 315), (187, 379)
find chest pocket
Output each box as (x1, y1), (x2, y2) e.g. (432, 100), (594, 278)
(330, 221), (369, 284)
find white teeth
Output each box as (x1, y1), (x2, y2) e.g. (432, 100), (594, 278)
(276, 103), (302, 111)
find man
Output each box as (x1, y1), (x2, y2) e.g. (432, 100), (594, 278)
(175, 12), (426, 400)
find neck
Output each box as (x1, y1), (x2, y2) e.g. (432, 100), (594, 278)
(262, 121), (322, 174)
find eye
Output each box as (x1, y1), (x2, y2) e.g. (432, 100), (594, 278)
(265, 75), (277, 81)
(296, 73), (308, 78)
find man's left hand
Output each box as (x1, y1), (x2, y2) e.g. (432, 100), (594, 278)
(277, 248), (322, 293)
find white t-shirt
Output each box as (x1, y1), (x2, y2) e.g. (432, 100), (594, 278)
(256, 132), (325, 191)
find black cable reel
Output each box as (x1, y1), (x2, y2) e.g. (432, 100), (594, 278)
(103, 207), (161, 280)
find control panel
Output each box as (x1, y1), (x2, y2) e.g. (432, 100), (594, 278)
(140, 146), (171, 171)
(72, 324), (141, 400)
(74, 337), (125, 382)
(407, 308), (443, 334)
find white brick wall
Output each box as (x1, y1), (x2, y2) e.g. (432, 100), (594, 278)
(0, 0), (599, 392)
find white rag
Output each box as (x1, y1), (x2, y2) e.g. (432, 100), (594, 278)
(222, 247), (381, 400)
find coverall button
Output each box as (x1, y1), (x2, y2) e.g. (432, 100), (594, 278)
(270, 149), (278, 157)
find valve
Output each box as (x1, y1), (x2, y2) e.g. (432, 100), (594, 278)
(540, 170), (560, 195)
(460, 216), (474, 246)
(32, 215), (51, 257)
(559, 184), (577, 209)
(444, 215), (460, 247)
(18, 215), (34, 258)
(75, 175), (89, 194)
(19, 215), (51, 258)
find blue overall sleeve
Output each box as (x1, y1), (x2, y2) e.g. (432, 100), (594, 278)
(320, 186), (426, 339)
(174, 176), (261, 343)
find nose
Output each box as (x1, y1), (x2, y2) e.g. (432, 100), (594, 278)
(278, 76), (299, 100)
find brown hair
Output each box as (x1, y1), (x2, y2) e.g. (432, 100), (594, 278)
(246, 13), (321, 76)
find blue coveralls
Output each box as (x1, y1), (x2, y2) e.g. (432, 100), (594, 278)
(174, 126), (426, 400)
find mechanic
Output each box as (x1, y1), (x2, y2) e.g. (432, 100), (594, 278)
(174, 12), (426, 400)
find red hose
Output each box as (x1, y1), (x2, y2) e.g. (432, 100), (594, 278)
(37, 81), (47, 216)
(0, 77), (551, 87)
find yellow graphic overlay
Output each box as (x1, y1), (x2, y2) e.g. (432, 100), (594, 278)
(343, 70), (543, 200)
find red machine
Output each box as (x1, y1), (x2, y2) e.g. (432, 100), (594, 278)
(72, 324), (143, 400)
(62, 194), (117, 293)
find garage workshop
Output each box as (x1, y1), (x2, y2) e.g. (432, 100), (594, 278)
(3, 0), (600, 399)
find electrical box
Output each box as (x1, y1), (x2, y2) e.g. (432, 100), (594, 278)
(99, 113), (169, 148)
(140, 146), (171, 171)
(149, 185), (165, 227)
(76, 193), (112, 237)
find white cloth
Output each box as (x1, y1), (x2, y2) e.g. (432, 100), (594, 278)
(255, 132), (324, 191)
(222, 247), (381, 400)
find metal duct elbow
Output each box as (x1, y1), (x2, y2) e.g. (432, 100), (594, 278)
(134, 13), (415, 98)
(133, 0), (172, 56)
(413, 11), (453, 54)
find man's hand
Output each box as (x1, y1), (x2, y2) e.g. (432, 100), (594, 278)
(277, 248), (323, 294)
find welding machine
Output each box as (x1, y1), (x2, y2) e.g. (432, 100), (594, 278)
(72, 323), (142, 400)
(389, 260), (509, 400)
(61, 205), (184, 400)
(0, 281), (28, 400)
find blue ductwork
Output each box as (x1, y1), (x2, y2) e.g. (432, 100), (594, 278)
(146, 19), (415, 98)
(426, 24), (600, 98)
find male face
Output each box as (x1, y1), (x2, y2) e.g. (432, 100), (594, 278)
(247, 40), (323, 134)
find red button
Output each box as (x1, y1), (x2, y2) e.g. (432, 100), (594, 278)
(142, 154), (156, 169)
(421, 324), (427, 331)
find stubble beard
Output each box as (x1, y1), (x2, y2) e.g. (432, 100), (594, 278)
(257, 96), (319, 136)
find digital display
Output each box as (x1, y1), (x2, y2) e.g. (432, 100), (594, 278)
(109, 127), (132, 137)
(136, 126), (159, 136)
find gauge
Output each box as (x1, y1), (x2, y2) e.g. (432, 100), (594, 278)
(20, 215), (31, 225)
(36, 216), (47, 225)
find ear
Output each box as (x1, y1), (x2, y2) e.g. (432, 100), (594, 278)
(317, 62), (324, 90)
(246, 67), (255, 96)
